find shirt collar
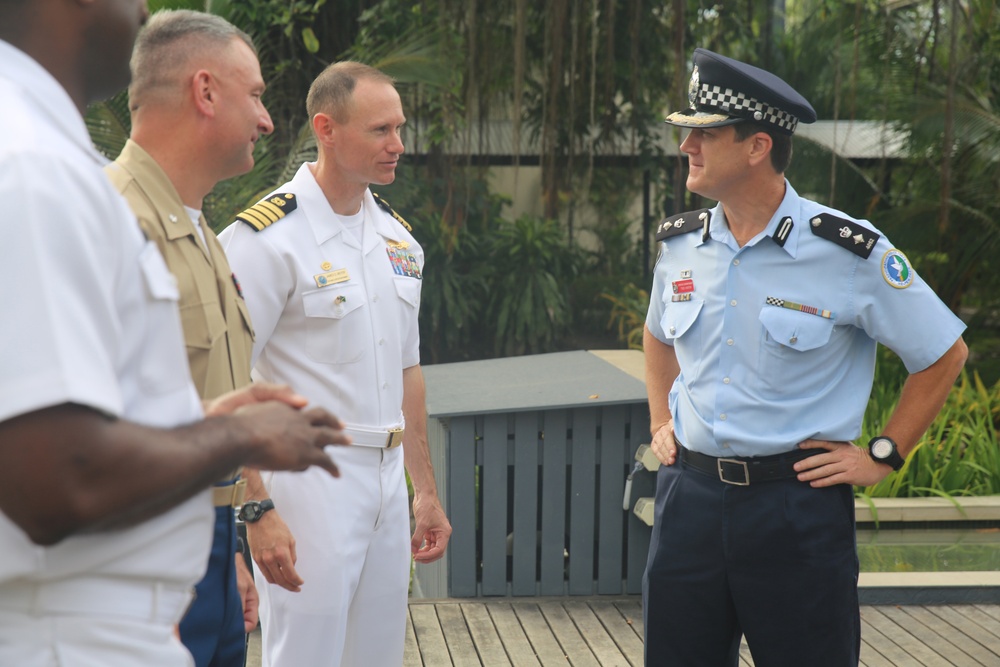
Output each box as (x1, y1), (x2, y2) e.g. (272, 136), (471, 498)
(112, 140), (201, 244)
(697, 179), (803, 257)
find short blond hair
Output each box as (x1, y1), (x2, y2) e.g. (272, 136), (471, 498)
(305, 61), (395, 123)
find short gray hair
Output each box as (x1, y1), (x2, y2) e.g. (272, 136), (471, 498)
(129, 9), (255, 110)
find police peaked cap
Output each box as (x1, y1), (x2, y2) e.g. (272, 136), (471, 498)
(665, 48), (816, 135)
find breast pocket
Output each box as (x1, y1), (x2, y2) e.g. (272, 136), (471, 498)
(757, 306), (835, 399)
(393, 277), (421, 310)
(138, 241), (190, 394)
(302, 284), (366, 364)
(659, 298), (705, 379)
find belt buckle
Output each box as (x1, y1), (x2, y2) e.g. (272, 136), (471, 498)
(385, 428), (404, 449)
(717, 458), (750, 486)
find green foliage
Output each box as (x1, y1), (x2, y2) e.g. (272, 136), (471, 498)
(859, 367), (1000, 500)
(600, 283), (649, 351)
(487, 216), (583, 357)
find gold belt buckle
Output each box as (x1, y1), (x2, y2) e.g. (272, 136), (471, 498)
(385, 428), (404, 449)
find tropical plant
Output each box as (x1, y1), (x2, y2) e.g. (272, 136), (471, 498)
(486, 215), (583, 356)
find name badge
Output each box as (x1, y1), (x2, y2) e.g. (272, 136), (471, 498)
(314, 268), (350, 288)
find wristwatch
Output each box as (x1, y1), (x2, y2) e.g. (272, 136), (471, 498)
(868, 436), (905, 471)
(238, 499), (275, 523)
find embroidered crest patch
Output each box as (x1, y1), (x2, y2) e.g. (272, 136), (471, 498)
(881, 249), (914, 289)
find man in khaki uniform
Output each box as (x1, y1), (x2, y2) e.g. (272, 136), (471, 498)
(104, 10), (273, 667)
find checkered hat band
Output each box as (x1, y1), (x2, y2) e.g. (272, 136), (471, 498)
(697, 84), (798, 133)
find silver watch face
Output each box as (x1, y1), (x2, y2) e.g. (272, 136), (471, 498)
(871, 439), (893, 459)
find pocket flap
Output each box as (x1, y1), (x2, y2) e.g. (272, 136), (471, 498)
(759, 306), (833, 351)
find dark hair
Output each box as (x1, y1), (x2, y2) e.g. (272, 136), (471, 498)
(733, 122), (792, 174)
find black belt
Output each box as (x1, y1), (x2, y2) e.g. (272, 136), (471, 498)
(679, 446), (820, 486)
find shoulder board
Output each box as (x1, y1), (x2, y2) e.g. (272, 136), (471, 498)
(235, 192), (298, 232)
(808, 212), (880, 259)
(655, 209), (710, 242)
(372, 192), (412, 232)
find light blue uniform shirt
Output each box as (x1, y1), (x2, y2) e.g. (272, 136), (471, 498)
(645, 181), (966, 457)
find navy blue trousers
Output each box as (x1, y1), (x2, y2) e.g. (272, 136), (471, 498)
(642, 457), (860, 667)
(179, 506), (246, 667)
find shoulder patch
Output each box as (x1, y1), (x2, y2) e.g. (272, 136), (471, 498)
(655, 209), (710, 242)
(372, 192), (412, 232)
(808, 212), (879, 259)
(235, 193), (297, 232)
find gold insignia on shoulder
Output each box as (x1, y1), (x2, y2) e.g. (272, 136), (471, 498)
(235, 192), (298, 232)
(372, 192), (412, 232)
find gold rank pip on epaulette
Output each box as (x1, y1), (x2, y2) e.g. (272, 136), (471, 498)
(372, 192), (412, 232)
(235, 193), (297, 232)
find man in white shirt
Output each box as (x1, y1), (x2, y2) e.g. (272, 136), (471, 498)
(220, 61), (451, 666)
(0, 2), (349, 665)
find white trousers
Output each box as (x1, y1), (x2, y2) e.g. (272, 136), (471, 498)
(257, 445), (410, 667)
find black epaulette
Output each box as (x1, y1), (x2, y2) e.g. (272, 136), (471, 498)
(808, 212), (879, 259)
(372, 192), (412, 232)
(235, 193), (297, 232)
(655, 209), (710, 242)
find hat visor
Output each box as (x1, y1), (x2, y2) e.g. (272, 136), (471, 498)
(664, 109), (744, 129)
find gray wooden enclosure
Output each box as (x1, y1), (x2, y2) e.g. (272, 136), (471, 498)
(415, 351), (655, 598)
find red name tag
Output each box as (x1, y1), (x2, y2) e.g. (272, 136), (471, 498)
(672, 279), (694, 294)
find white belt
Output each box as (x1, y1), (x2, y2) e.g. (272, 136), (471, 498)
(343, 425), (404, 449)
(0, 577), (194, 624)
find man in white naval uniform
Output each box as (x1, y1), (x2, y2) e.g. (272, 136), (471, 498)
(220, 61), (452, 666)
(0, 2), (348, 665)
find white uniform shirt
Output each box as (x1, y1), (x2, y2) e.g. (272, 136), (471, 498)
(219, 163), (422, 429)
(0, 40), (211, 586)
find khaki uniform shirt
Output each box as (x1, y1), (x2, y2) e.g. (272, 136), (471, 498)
(105, 140), (254, 400)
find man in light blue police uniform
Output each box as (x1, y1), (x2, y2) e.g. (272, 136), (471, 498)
(642, 48), (968, 666)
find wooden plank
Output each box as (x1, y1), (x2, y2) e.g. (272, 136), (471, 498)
(568, 408), (597, 595)
(949, 604), (1000, 640)
(461, 603), (511, 667)
(448, 416), (479, 597)
(859, 611), (918, 665)
(625, 403), (652, 595)
(481, 413), (510, 596)
(537, 601), (600, 667)
(510, 602), (574, 666)
(597, 406), (627, 595)
(410, 603), (453, 666)
(862, 606), (951, 666)
(404, 610), (423, 667)
(925, 605), (1000, 656)
(587, 599), (644, 665)
(612, 599), (643, 641)
(562, 600), (630, 665)
(435, 603), (480, 667)
(887, 605), (985, 667)
(512, 411), (540, 596)
(539, 410), (569, 596)
(859, 636), (897, 667)
(486, 602), (543, 667)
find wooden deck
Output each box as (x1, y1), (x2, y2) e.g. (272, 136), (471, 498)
(402, 597), (1000, 666)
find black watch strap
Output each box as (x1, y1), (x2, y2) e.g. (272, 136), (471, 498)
(239, 498), (275, 523)
(868, 436), (905, 471)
